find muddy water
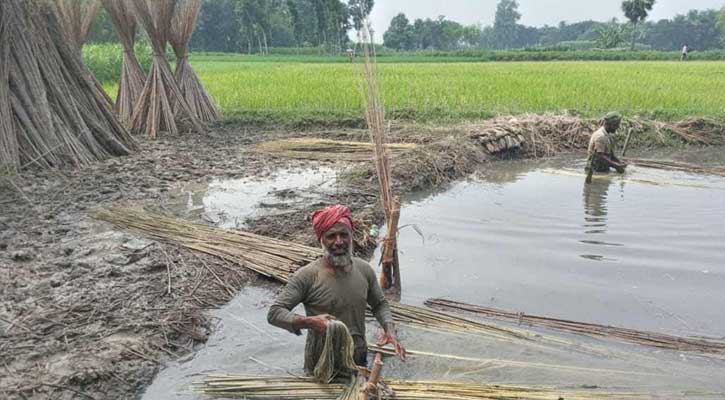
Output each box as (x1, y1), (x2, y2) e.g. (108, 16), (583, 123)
(166, 166), (339, 228)
(143, 150), (725, 399)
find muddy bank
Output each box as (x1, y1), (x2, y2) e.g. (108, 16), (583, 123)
(1, 116), (723, 400)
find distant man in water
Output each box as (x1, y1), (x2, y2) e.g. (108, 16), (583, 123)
(267, 204), (406, 375)
(585, 112), (627, 183)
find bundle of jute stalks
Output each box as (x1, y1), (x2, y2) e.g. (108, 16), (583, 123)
(426, 298), (725, 356)
(195, 375), (649, 400)
(256, 138), (417, 162)
(0, 0), (134, 170)
(101, 0), (147, 126)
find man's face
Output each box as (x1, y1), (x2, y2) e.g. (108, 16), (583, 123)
(321, 223), (353, 268)
(605, 120), (620, 134)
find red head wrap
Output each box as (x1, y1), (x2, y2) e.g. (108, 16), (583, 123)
(311, 205), (354, 241)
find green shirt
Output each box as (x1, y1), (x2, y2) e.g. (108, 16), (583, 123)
(588, 126), (614, 156)
(267, 257), (393, 373)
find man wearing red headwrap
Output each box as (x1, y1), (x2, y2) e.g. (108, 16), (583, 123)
(268, 204), (406, 375)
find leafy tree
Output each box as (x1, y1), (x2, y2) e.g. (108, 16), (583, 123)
(493, 0), (521, 49)
(596, 19), (627, 48)
(621, 0), (656, 50)
(348, 0), (374, 31)
(383, 13), (414, 50)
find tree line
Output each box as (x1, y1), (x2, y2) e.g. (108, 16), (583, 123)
(384, 0), (725, 52)
(87, 0), (725, 54)
(89, 0), (373, 53)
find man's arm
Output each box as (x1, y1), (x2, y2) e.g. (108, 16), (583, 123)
(267, 270), (333, 336)
(601, 153), (627, 171)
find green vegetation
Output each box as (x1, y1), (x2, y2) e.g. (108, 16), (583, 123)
(83, 42), (154, 83)
(97, 56), (725, 125)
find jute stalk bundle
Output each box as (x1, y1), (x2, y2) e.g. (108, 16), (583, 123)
(170, 0), (221, 122)
(426, 298), (725, 356)
(358, 23), (401, 294)
(129, 0), (204, 138)
(56, 0), (115, 110)
(196, 375), (650, 399)
(256, 138), (417, 161)
(101, 0), (146, 126)
(0, 14), (18, 169)
(624, 157), (725, 177)
(0, 0), (134, 170)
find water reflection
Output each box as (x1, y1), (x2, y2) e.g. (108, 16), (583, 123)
(582, 179), (611, 234)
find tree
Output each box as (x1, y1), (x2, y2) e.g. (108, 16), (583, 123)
(348, 0), (374, 31)
(596, 18), (627, 48)
(493, 0), (521, 49)
(383, 13), (414, 50)
(621, 0), (656, 50)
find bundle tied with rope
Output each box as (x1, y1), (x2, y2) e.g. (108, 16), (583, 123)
(128, 0), (204, 138)
(101, 0), (147, 126)
(55, 0), (114, 110)
(170, 0), (221, 122)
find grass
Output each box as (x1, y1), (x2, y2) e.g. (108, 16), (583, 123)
(97, 52), (725, 125)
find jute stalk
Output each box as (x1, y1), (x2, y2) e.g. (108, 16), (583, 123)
(170, 0), (221, 122)
(129, 0), (204, 138)
(426, 298), (725, 356)
(358, 22), (401, 295)
(0, 0), (134, 170)
(101, 0), (146, 127)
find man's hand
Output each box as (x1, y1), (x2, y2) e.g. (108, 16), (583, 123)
(301, 314), (336, 335)
(376, 327), (406, 361)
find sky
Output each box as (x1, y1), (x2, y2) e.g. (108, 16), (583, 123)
(368, 0), (725, 37)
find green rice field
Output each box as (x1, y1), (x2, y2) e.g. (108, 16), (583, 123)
(103, 56), (725, 123)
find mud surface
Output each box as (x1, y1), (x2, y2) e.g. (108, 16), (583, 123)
(0, 125), (322, 400)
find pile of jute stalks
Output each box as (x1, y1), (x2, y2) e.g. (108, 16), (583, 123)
(195, 375), (651, 400)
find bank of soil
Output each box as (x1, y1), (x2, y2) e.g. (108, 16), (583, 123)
(2, 116), (723, 400)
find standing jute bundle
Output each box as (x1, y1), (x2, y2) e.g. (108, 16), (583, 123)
(101, 0), (147, 127)
(56, 0), (115, 110)
(170, 0), (221, 122)
(0, 0), (134, 170)
(129, 0), (204, 138)
(313, 321), (359, 384)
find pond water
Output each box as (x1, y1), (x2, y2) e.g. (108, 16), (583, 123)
(166, 166), (338, 229)
(143, 149), (725, 399)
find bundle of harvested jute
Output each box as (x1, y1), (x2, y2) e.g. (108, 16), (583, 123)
(101, 0), (147, 126)
(0, 0), (134, 170)
(170, 0), (221, 122)
(313, 320), (359, 384)
(128, 0), (204, 138)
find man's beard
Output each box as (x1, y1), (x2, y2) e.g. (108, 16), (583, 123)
(322, 242), (353, 268)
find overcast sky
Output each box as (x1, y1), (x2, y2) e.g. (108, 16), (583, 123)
(368, 0), (725, 36)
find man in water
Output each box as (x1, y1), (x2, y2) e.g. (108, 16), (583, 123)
(585, 112), (627, 183)
(267, 204), (406, 375)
